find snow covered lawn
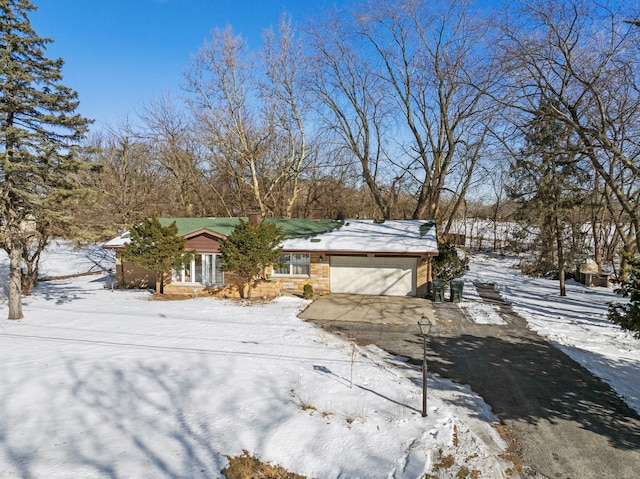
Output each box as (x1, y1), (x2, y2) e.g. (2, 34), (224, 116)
(0, 243), (506, 479)
(2, 244), (637, 478)
(462, 252), (640, 414)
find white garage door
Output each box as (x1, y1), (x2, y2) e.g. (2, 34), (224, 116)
(330, 256), (417, 296)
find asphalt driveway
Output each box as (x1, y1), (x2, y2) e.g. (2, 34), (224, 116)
(301, 290), (640, 479)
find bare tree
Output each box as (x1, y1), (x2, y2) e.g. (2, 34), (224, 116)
(87, 127), (163, 233)
(260, 14), (315, 217)
(496, 0), (640, 253)
(138, 95), (211, 217)
(308, 0), (498, 222)
(184, 22), (316, 218)
(184, 28), (268, 215)
(308, 12), (395, 219)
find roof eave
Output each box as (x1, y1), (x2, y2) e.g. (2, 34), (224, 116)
(282, 249), (438, 256)
(182, 228), (228, 240)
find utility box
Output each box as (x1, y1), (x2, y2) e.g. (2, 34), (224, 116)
(450, 280), (464, 303)
(432, 280), (446, 302)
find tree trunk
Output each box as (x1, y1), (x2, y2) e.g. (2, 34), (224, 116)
(592, 219), (602, 271)
(556, 214), (566, 297)
(20, 231), (47, 296)
(156, 272), (162, 295)
(21, 257), (35, 296)
(21, 274), (33, 296)
(8, 246), (24, 320)
(119, 260), (126, 288)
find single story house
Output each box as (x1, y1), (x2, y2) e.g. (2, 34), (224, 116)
(103, 215), (439, 297)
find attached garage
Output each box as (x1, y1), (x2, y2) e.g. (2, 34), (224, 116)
(106, 218), (437, 298)
(330, 256), (417, 296)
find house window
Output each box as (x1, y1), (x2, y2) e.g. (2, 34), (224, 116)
(173, 254), (223, 286)
(275, 253), (310, 276)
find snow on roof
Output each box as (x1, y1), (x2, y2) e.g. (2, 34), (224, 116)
(103, 233), (129, 249)
(103, 218), (439, 255)
(282, 219), (438, 254)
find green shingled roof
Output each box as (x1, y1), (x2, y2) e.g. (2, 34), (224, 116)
(158, 217), (344, 239)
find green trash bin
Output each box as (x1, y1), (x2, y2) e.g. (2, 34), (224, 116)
(450, 280), (464, 303)
(432, 280), (446, 302)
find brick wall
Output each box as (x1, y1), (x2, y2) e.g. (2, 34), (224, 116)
(275, 253), (330, 296)
(416, 255), (432, 298)
(115, 251), (433, 298)
(164, 277), (282, 299)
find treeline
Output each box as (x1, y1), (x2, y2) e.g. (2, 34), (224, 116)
(72, 1), (640, 267)
(3, 0), (640, 318)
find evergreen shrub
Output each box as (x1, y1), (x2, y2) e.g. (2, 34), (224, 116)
(432, 243), (468, 282)
(303, 284), (314, 299)
(608, 253), (640, 338)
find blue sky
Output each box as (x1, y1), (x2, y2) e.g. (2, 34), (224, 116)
(30, 0), (344, 131)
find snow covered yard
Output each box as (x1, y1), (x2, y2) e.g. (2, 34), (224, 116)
(2, 243), (638, 478)
(0, 242), (507, 479)
(462, 252), (640, 415)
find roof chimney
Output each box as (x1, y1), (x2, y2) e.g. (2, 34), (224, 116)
(311, 208), (323, 221)
(248, 212), (262, 225)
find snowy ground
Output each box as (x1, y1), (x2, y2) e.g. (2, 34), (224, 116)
(0, 242), (506, 479)
(461, 252), (640, 415)
(0, 243), (638, 478)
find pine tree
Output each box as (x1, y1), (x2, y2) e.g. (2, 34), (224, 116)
(121, 217), (193, 294)
(508, 99), (590, 296)
(219, 220), (284, 298)
(608, 253), (640, 338)
(1, 0), (92, 319)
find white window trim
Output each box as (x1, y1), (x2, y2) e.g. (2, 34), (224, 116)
(273, 252), (311, 277)
(173, 253), (224, 286)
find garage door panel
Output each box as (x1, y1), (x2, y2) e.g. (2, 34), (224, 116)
(330, 256), (416, 296)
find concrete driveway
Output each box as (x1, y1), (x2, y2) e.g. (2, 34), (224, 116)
(298, 293), (435, 325)
(301, 290), (640, 479)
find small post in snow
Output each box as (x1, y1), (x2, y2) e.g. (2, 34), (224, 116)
(417, 316), (432, 417)
(108, 269), (116, 292)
